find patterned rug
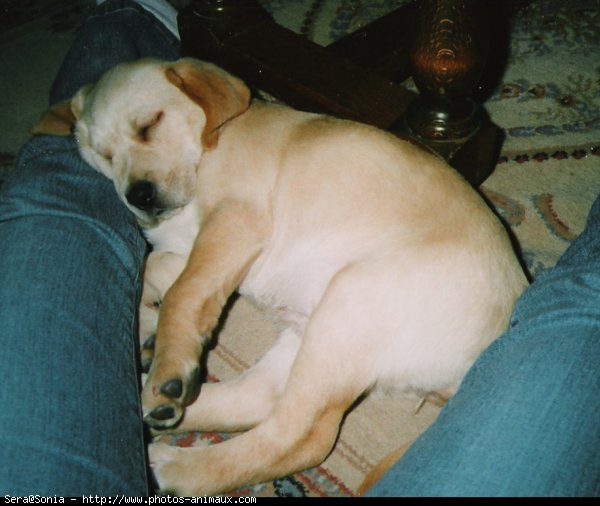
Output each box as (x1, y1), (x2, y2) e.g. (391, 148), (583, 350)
(1, 0), (600, 498)
(478, 0), (600, 278)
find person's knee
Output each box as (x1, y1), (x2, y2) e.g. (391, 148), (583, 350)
(50, 2), (180, 104)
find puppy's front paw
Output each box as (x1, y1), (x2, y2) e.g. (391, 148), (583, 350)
(139, 281), (161, 373)
(142, 363), (202, 430)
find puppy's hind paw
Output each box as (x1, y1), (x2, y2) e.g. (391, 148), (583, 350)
(141, 333), (156, 373)
(149, 440), (201, 496)
(139, 283), (161, 372)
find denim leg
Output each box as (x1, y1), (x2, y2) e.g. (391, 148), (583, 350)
(0, 137), (148, 495)
(368, 196), (600, 497)
(51, 0), (180, 104)
(0, 0), (181, 495)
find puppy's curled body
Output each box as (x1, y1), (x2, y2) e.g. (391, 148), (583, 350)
(34, 58), (528, 495)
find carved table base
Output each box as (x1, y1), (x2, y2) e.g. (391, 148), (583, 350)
(178, 0), (531, 186)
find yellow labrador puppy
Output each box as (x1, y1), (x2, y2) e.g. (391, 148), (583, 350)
(34, 57), (528, 495)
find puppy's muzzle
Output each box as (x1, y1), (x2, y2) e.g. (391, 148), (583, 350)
(126, 180), (164, 215)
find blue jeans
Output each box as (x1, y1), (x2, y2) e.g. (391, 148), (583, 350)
(369, 197), (600, 496)
(0, 1), (179, 495)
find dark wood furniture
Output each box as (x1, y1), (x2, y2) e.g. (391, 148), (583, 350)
(177, 0), (532, 186)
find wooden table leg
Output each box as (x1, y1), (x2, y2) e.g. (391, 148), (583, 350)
(394, 0), (503, 185)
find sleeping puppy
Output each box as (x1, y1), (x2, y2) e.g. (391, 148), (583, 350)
(33, 57), (528, 496)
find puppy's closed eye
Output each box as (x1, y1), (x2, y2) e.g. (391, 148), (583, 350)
(136, 111), (164, 142)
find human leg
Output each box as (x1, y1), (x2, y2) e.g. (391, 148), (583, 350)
(368, 195), (600, 497)
(0, 0), (180, 495)
(96, 0), (180, 40)
(0, 137), (149, 495)
(51, 0), (180, 104)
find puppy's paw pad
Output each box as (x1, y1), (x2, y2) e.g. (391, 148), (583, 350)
(143, 366), (201, 428)
(143, 398), (183, 429)
(148, 405), (177, 422)
(160, 378), (183, 399)
(153, 367), (201, 404)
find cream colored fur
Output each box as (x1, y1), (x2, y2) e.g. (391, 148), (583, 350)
(35, 57), (528, 495)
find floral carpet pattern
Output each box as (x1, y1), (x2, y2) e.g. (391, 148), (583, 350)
(1, 0), (599, 497)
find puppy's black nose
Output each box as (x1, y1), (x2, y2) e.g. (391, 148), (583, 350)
(126, 181), (157, 211)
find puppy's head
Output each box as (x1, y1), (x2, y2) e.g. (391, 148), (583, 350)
(33, 58), (250, 227)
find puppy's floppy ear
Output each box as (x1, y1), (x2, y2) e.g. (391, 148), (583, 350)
(30, 84), (90, 136)
(165, 58), (251, 150)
